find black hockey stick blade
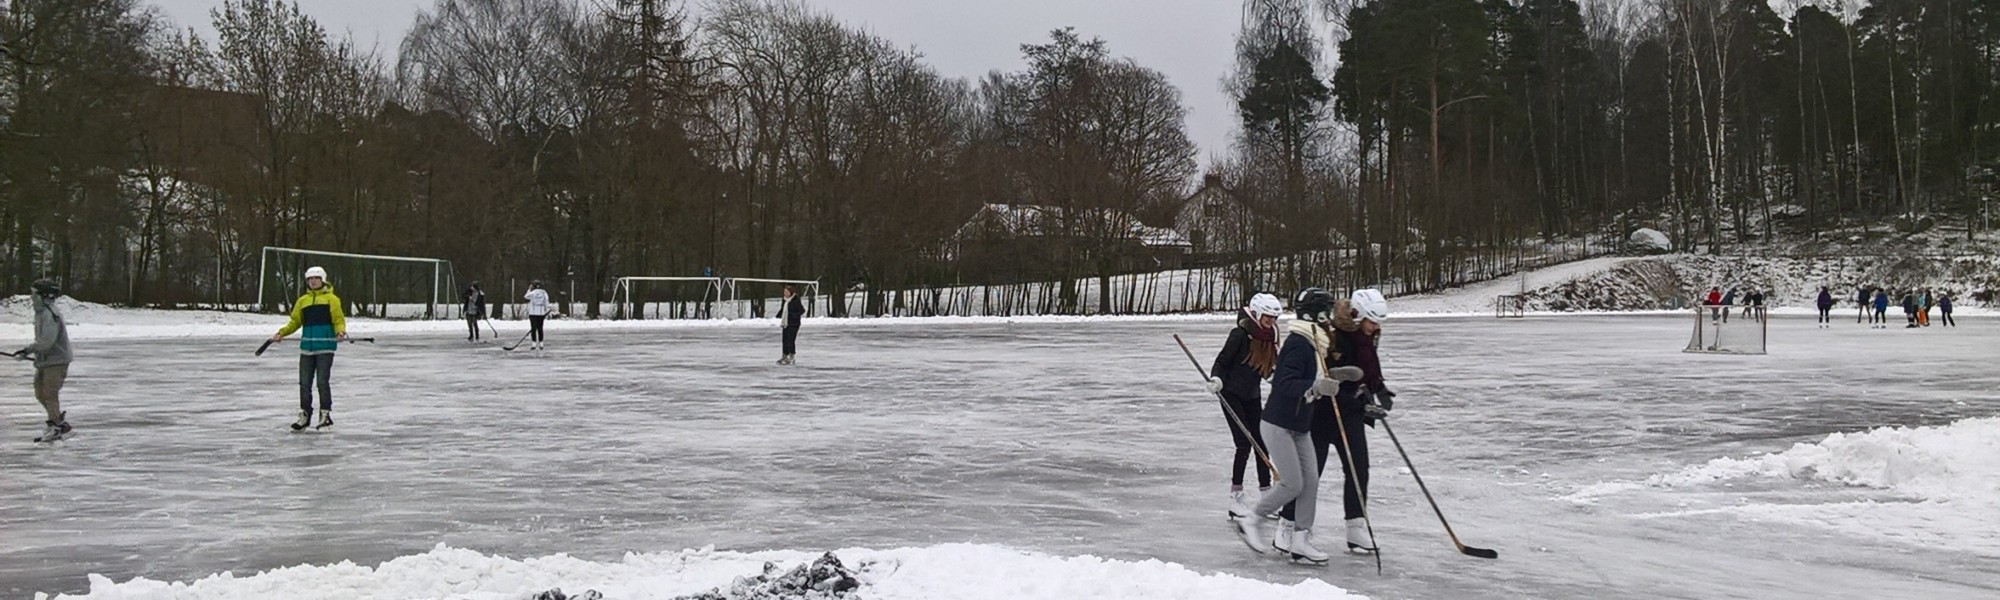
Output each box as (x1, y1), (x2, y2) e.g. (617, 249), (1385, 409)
(255, 339), (275, 356)
(1460, 544), (1499, 559)
(345, 337), (376, 344)
(503, 330), (533, 351)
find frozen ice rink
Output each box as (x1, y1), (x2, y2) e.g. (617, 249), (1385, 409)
(4, 313), (1999, 599)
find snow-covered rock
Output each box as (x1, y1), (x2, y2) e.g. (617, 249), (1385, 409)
(1628, 228), (1672, 254)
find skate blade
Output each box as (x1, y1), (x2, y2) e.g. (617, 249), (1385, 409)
(1347, 545), (1377, 556)
(1289, 553), (1329, 566)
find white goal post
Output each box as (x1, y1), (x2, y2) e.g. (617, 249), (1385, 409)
(610, 276), (725, 320)
(258, 246), (455, 319)
(1685, 304), (1767, 355)
(724, 278), (820, 320)
(1495, 294), (1526, 318)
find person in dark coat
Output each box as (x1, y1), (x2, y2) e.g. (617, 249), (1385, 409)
(1208, 293), (1283, 518)
(1939, 293), (1956, 327)
(1816, 286), (1834, 328)
(1856, 286), (1870, 323)
(1902, 290), (1920, 328)
(777, 285), (806, 365)
(462, 282), (486, 342)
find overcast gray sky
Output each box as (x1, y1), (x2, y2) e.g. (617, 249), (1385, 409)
(147, 0), (1254, 164)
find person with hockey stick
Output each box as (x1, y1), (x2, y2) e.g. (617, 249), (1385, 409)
(1324, 289), (1394, 556)
(1230, 287), (1363, 565)
(463, 281), (487, 342)
(16, 279), (73, 442)
(777, 285), (805, 365)
(270, 266), (347, 430)
(524, 280), (551, 351)
(1208, 293), (1283, 518)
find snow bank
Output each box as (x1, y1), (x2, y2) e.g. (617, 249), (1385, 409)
(39, 543), (1364, 600)
(1649, 417), (2000, 502)
(1574, 418), (2000, 555)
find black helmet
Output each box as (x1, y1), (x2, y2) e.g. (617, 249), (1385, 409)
(530, 280), (543, 289)
(1294, 287), (1334, 321)
(30, 278), (59, 298)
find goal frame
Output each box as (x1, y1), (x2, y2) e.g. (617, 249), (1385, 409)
(610, 276), (726, 320)
(725, 278), (820, 319)
(1495, 294), (1526, 318)
(1685, 304), (1768, 355)
(257, 246), (454, 319)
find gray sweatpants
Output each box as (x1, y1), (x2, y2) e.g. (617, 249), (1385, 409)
(1252, 421), (1320, 530)
(299, 354), (334, 411)
(34, 364), (67, 421)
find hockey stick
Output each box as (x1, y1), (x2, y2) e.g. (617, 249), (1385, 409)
(1372, 397), (1499, 560)
(1172, 334), (1279, 483)
(484, 317), (501, 338)
(503, 330), (533, 351)
(1328, 389), (1383, 574)
(258, 337), (373, 356)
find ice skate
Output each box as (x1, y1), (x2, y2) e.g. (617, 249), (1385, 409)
(1285, 526), (1330, 565)
(290, 409), (313, 431)
(1227, 490), (1253, 519)
(314, 410), (333, 430)
(1345, 518), (1377, 555)
(1231, 512), (1274, 554)
(34, 413), (71, 442)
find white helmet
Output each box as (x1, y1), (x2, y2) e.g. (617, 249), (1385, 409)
(1351, 288), (1388, 323)
(1247, 293), (1284, 318)
(304, 266), (327, 281)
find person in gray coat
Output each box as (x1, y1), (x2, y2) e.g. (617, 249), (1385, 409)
(16, 279), (72, 442)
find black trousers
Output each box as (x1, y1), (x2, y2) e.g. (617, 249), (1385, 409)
(1817, 307), (1830, 323)
(529, 315), (546, 342)
(1280, 395), (1369, 522)
(298, 354), (333, 411)
(1221, 392), (1270, 488)
(466, 315), (481, 339)
(1942, 311), (1956, 327)
(782, 326), (799, 355)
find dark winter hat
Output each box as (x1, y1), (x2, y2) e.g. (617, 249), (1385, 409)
(1294, 287), (1335, 321)
(30, 278), (59, 297)
(531, 280), (543, 288)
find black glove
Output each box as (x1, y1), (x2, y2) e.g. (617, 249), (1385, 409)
(1374, 388), (1396, 413)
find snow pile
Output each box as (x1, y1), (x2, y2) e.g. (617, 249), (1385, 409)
(1649, 417), (2000, 502)
(37, 543), (1366, 600)
(674, 553), (858, 600)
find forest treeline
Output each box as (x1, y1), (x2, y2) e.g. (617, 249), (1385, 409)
(1, 0), (1994, 315)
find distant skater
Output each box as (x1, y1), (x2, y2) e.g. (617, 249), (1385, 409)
(1939, 293), (1955, 327)
(1902, 290), (1919, 329)
(463, 281), (486, 342)
(524, 280), (550, 351)
(16, 279), (73, 442)
(1855, 286), (1869, 323)
(1871, 289), (1889, 329)
(271, 266), (347, 430)
(1815, 286), (1833, 328)
(778, 285), (805, 365)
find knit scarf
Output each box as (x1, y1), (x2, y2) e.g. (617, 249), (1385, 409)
(1285, 318), (1333, 375)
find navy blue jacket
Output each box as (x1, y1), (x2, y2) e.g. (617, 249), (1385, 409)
(1817, 290), (1834, 309)
(1262, 328), (1326, 434)
(783, 296), (806, 328)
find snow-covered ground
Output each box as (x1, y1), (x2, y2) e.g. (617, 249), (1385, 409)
(4, 306), (1998, 599)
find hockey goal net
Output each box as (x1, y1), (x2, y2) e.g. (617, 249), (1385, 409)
(1495, 294), (1526, 318)
(1685, 305), (1767, 355)
(258, 247), (456, 319)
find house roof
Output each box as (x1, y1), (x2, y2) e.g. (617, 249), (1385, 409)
(956, 203), (1191, 248)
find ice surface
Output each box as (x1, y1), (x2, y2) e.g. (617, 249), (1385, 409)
(4, 312), (1999, 599)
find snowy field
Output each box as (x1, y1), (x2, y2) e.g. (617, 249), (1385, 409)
(4, 312), (2000, 599)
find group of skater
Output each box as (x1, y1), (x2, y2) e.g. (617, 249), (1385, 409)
(1818, 285), (1957, 329)
(458, 280), (554, 351)
(1206, 286), (1394, 565)
(14, 266), (812, 442)
(1699, 286), (1771, 321)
